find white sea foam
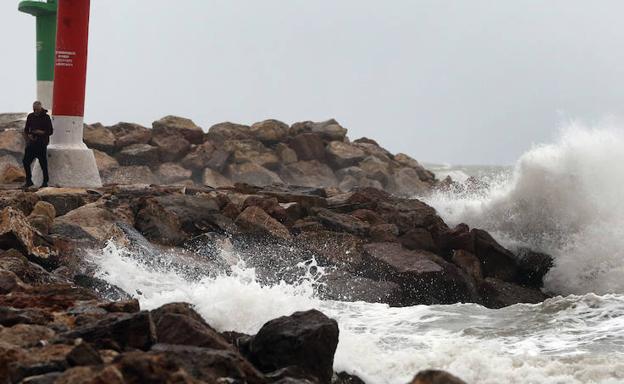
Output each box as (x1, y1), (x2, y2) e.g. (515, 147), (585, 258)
(424, 123), (624, 295)
(93, 242), (624, 384)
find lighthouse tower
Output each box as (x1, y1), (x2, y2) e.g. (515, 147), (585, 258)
(44, 0), (101, 188)
(18, 0), (57, 111)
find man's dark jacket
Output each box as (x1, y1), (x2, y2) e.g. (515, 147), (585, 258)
(24, 110), (54, 147)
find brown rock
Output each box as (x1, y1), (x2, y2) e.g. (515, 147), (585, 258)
(0, 269), (26, 293)
(116, 143), (159, 166)
(84, 123), (116, 152)
(154, 313), (232, 350)
(248, 309), (339, 384)
(0, 129), (26, 157)
(235, 206), (292, 240)
(326, 141), (366, 169)
(280, 160), (338, 188)
(310, 207), (369, 236)
(479, 277), (548, 308)
(35, 188), (90, 217)
(370, 223), (399, 242)
(181, 141), (216, 170)
(0, 324), (55, 348)
(226, 162), (283, 186)
(64, 311), (156, 351)
(0, 207), (56, 264)
(155, 163), (193, 184)
(135, 199), (187, 246)
(152, 115), (204, 144)
(296, 231), (364, 271)
(290, 119), (347, 141)
(109, 122), (152, 148)
(0, 155), (26, 183)
(289, 133), (326, 161)
(224, 139), (280, 169)
(388, 167), (430, 197)
(207, 121), (252, 142)
(275, 143), (298, 164)
(362, 243), (475, 305)
(53, 202), (126, 242)
(470, 229), (518, 282)
(452, 250), (483, 281)
(0, 191), (39, 216)
(250, 119), (289, 143)
(410, 369), (467, 384)
(399, 228), (437, 252)
(93, 149), (119, 172)
(359, 156), (391, 185)
(151, 133), (191, 162)
(202, 168), (233, 188)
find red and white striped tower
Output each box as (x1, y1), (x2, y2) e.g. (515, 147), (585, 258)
(43, 0), (101, 187)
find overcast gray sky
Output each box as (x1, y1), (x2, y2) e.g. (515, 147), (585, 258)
(2, 1), (624, 165)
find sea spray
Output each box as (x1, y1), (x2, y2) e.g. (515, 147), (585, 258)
(93, 241), (624, 384)
(423, 124), (624, 295)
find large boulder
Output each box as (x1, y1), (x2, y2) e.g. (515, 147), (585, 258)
(479, 278), (548, 308)
(250, 119), (289, 144)
(153, 312), (232, 350)
(155, 163), (193, 184)
(150, 132), (191, 162)
(288, 133), (326, 162)
(275, 143), (298, 164)
(361, 243), (475, 305)
(325, 141), (366, 169)
(248, 309), (339, 384)
(359, 156), (392, 185)
(109, 122), (152, 148)
(63, 311), (156, 351)
(0, 155), (25, 184)
(226, 162), (283, 186)
(224, 139), (280, 169)
(116, 144), (160, 166)
(0, 207), (56, 265)
(319, 270), (400, 303)
(470, 229), (518, 282)
(0, 191), (39, 215)
(102, 166), (158, 185)
(310, 207), (370, 236)
(137, 194), (222, 239)
(181, 141), (216, 170)
(203, 168), (233, 188)
(388, 167), (430, 197)
(84, 123), (116, 153)
(53, 202), (127, 242)
(135, 198), (186, 245)
(92, 149), (119, 172)
(290, 119), (347, 141)
(0, 129), (25, 157)
(152, 115), (204, 144)
(207, 122), (252, 142)
(279, 161), (337, 188)
(35, 188), (90, 216)
(235, 206), (292, 240)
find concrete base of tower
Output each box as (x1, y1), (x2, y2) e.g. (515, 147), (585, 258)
(33, 145), (102, 188)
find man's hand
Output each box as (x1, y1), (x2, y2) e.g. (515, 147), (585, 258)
(32, 129), (46, 136)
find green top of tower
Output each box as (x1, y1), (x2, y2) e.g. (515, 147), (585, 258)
(18, 0), (57, 17)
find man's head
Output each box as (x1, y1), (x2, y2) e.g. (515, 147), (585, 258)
(32, 101), (43, 114)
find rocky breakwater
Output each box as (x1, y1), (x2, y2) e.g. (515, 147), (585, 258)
(0, 179), (554, 382)
(1, 113), (436, 196)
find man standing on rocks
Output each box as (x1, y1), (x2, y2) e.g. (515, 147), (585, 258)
(22, 101), (53, 188)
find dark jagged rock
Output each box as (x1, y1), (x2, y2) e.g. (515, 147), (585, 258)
(479, 277), (549, 308)
(249, 309), (339, 384)
(516, 248), (554, 288)
(63, 311), (156, 351)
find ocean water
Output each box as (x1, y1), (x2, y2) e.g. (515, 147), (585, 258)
(93, 123), (624, 384)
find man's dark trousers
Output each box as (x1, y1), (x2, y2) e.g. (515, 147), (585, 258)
(23, 143), (49, 184)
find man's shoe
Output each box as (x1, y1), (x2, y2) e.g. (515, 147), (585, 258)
(22, 181), (34, 189)
(41, 182), (48, 188)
